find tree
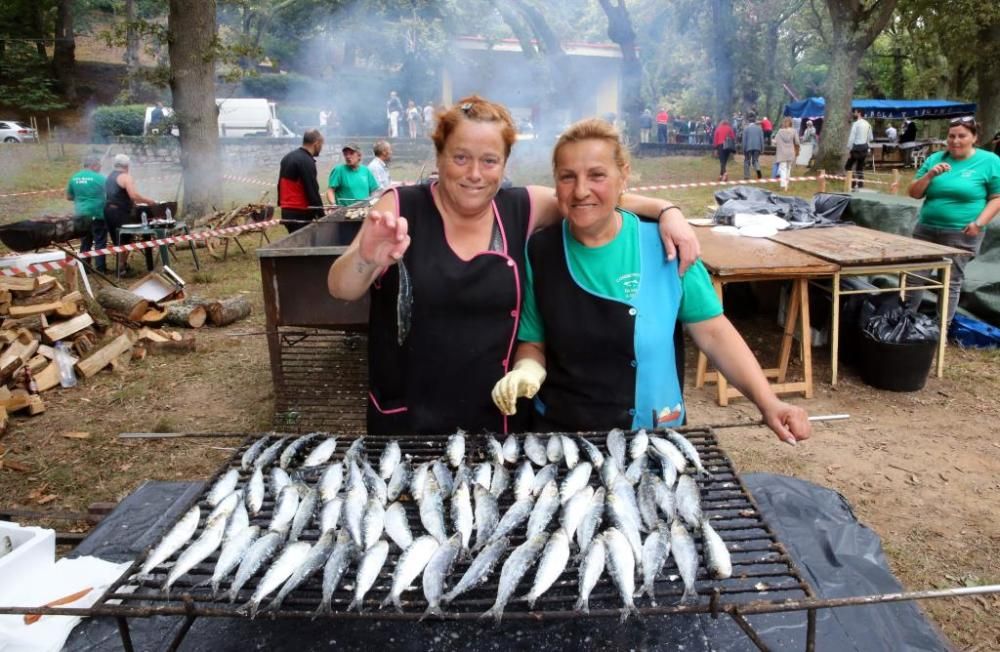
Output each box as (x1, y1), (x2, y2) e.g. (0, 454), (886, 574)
(168, 0), (221, 217)
(597, 0), (641, 147)
(814, 0), (899, 171)
(709, 0), (736, 121)
(53, 0), (76, 101)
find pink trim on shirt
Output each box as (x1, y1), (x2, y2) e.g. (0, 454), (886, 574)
(369, 391), (408, 415)
(478, 250), (522, 434)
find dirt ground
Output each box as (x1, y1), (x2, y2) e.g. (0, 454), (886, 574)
(0, 149), (997, 649)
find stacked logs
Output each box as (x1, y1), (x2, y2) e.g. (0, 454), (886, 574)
(0, 273), (252, 434)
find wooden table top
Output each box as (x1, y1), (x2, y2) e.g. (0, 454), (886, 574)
(770, 225), (966, 266)
(695, 227), (840, 278)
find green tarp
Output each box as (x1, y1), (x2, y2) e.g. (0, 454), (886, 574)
(844, 191), (1000, 326)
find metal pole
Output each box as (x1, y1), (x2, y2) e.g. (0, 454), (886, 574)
(115, 616), (135, 652)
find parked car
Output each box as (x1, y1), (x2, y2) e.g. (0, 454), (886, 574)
(0, 120), (39, 143)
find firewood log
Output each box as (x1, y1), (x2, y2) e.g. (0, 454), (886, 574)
(96, 287), (149, 322)
(207, 295), (251, 327)
(164, 302), (207, 328)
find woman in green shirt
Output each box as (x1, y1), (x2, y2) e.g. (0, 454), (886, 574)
(907, 117), (1000, 324)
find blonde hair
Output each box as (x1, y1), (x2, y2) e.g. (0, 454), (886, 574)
(431, 95), (517, 159)
(781, 117), (794, 129)
(552, 118), (630, 179)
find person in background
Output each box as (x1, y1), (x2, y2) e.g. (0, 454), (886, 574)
(423, 101), (435, 136)
(742, 115), (764, 180)
(327, 95), (701, 437)
(368, 140), (393, 191)
(406, 100), (420, 139)
(491, 118), (810, 444)
(990, 130), (1000, 156)
(760, 115), (773, 144)
(906, 117), (1000, 326)
(712, 119), (737, 182)
(845, 109), (873, 190)
(104, 154), (156, 275)
(328, 142), (379, 206)
(900, 118), (918, 143)
(277, 129), (325, 234)
(639, 109), (653, 143)
(318, 108), (329, 136)
(773, 117), (800, 191)
(386, 91), (403, 138)
(655, 107), (669, 144)
(66, 154), (107, 272)
(886, 123), (898, 143)
(799, 119), (818, 166)
(149, 102), (165, 134)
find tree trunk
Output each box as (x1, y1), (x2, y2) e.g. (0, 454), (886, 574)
(125, 0), (138, 101)
(598, 0), (641, 148)
(816, 0), (900, 171)
(709, 0), (735, 121)
(975, 21), (1000, 141)
(53, 0), (76, 101)
(815, 47), (862, 172)
(168, 0), (222, 218)
(763, 23), (780, 121)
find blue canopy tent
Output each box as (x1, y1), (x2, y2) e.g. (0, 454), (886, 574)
(783, 97), (977, 120)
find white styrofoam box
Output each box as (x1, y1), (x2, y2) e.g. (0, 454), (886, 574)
(0, 251), (67, 269)
(0, 521), (56, 603)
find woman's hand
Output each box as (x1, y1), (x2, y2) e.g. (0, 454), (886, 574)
(359, 209), (410, 267)
(659, 208), (701, 275)
(963, 220), (983, 236)
(760, 399), (811, 446)
(928, 162), (951, 178)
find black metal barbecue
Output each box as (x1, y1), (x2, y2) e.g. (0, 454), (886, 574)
(82, 428), (818, 651)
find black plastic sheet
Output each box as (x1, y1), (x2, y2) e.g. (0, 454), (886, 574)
(712, 186), (849, 228)
(63, 475), (951, 651)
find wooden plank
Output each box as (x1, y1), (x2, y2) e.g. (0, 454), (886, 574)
(43, 312), (94, 342)
(770, 225), (967, 265)
(34, 361), (62, 392)
(0, 277), (37, 292)
(75, 333), (132, 378)
(8, 301), (63, 318)
(0, 339), (39, 370)
(695, 227), (840, 278)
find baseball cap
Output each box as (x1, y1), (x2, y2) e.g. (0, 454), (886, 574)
(342, 143), (362, 153)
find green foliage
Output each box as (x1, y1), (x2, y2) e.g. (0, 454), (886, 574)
(275, 105), (320, 133)
(91, 104), (147, 141)
(241, 73), (317, 100)
(0, 43), (67, 112)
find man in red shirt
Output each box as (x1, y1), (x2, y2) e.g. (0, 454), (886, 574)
(761, 116), (773, 144)
(656, 107), (670, 144)
(277, 129), (326, 233)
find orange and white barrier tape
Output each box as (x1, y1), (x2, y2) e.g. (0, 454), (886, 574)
(629, 174), (846, 193)
(0, 218), (280, 277)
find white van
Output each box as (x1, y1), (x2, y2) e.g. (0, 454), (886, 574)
(215, 98), (296, 138)
(142, 99), (296, 138)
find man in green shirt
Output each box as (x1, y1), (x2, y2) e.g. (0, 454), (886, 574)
(66, 155), (108, 272)
(327, 142), (380, 207)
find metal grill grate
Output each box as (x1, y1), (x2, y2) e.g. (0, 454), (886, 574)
(271, 329), (368, 434)
(97, 429), (814, 622)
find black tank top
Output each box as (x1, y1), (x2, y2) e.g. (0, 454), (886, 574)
(366, 184), (531, 436)
(105, 171), (132, 210)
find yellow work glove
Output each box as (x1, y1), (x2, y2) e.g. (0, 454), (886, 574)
(491, 358), (547, 416)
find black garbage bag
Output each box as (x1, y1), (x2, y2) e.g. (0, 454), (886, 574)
(712, 186), (827, 227)
(862, 299), (940, 344)
(812, 193), (851, 223)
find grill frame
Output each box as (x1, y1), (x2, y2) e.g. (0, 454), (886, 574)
(93, 428), (815, 629)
